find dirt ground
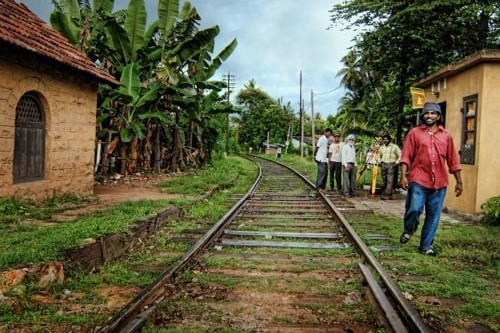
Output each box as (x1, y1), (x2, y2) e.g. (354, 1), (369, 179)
(94, 173), (179, 202)
(346, 190), (466, 224)
(76, 176), (470, 225)
(52, 173), (184, 221)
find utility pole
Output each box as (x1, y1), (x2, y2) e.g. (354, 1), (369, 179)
(222, 72), (235, 156)
(299, 71), (304, 157)
(311, 89), (315, 159)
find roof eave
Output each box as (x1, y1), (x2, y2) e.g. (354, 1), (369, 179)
(415, 49), (500, 88)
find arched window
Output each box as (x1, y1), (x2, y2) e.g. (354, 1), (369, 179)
(13, 92), (45, 183)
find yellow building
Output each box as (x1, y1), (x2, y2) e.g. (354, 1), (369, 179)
(414, 49), (500, 214)
(0, 0), (118, 199)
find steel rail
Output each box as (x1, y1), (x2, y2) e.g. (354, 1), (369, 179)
(256, 155), (431, 333)
(94, 162), (264, 333)
(320, 182), (431, 333)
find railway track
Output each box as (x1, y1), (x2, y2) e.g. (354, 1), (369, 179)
(95, 156), (431, 333)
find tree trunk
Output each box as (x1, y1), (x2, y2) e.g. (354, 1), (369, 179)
(127, 137), (139, 174)
(170, 113), (180, 173)
(102, 135), (119, 175)
(154, 122), (161, 172)
(188, 120), (194, 151)
(142, 122), (154, 172)
(119, 144), (127, 175)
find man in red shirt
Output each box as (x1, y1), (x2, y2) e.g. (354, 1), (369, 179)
(399, 102), (463, 256)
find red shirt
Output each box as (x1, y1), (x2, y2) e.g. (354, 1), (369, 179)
(401, 125), (461, 189)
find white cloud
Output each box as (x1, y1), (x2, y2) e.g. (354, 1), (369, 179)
(16, 0), (355, 118)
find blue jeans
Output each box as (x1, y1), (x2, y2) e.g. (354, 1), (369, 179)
(403, 182), (447, 251)
(315, 161), (328, 189)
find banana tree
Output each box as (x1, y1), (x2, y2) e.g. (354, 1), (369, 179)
(102, 63), (172, 174)
(51, 0), (238, 173)
(182, 28), (237, 155)
(154, 2), (238, 170)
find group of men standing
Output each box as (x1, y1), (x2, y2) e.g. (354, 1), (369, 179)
(312, 102), (463, 256)
(314, 129), (401, 199)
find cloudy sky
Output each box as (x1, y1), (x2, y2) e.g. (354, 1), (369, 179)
(17, 0), (356, 118)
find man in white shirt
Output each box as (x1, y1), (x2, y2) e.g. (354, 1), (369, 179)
(314, 128), (332, 191)
(341, 134), (357, 197)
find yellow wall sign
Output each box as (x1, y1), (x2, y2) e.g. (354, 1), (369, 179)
(410, 87), (425, 109)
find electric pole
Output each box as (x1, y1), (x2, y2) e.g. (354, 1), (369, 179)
(299, 71), (304, 157)
(311, 89), (315, 160)
(222, 72), (235, 156)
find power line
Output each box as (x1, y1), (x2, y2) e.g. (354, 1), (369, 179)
(313, 85), (343, 96)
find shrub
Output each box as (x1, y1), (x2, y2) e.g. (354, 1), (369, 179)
(481, 196), (500, 226)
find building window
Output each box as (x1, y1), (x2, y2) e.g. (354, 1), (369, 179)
(460, 95), (477, 165)
(439, 102), (446, 128)
(13, 92), (45, 183)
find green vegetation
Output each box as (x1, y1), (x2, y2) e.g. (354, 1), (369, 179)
(0, 199), (169, 270)
(50, 0), (238, 174)
(156, 155), (257, 196)
(328, 1), (499, 143)
(481, 196), (500, 226)
(0, 155), (258, 329)
(0, 193), (82, 227)
(348, 212), (499, 330)
(47, 0), (499, 174)
(0, 156), (256, 271)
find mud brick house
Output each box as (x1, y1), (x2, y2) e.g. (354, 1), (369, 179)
(414, 49), (500, 214)
(0, 0), (118, 199)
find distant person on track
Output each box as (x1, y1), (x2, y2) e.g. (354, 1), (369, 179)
(341, 134), (357, 197)
(328, 132), (343, 192)
(276, 146), (282, 159)
(314, 128), (332, 192)
(379, 133), (401, 200)
(399, 102), (463, 256)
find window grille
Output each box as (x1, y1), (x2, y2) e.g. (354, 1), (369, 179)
(460, 95), (477, 165)
(13, 92), (45, 183)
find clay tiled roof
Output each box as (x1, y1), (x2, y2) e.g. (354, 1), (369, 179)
(0, 0), (118, 85)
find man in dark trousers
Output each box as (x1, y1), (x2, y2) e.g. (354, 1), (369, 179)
(399, 102), (463, 256)
(328, 133), (343, 192)
(379, 133), (401, 200)
(314, 128), (332, 191)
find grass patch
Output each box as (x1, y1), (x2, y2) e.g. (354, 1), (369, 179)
(0, 156), (259, 328)
(0, 193), (83, 228)
(275, 154), (499, 331)
(0, 199), (170, 270)
(156, 156), (258, 196)
(0, 156), (258, 271)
